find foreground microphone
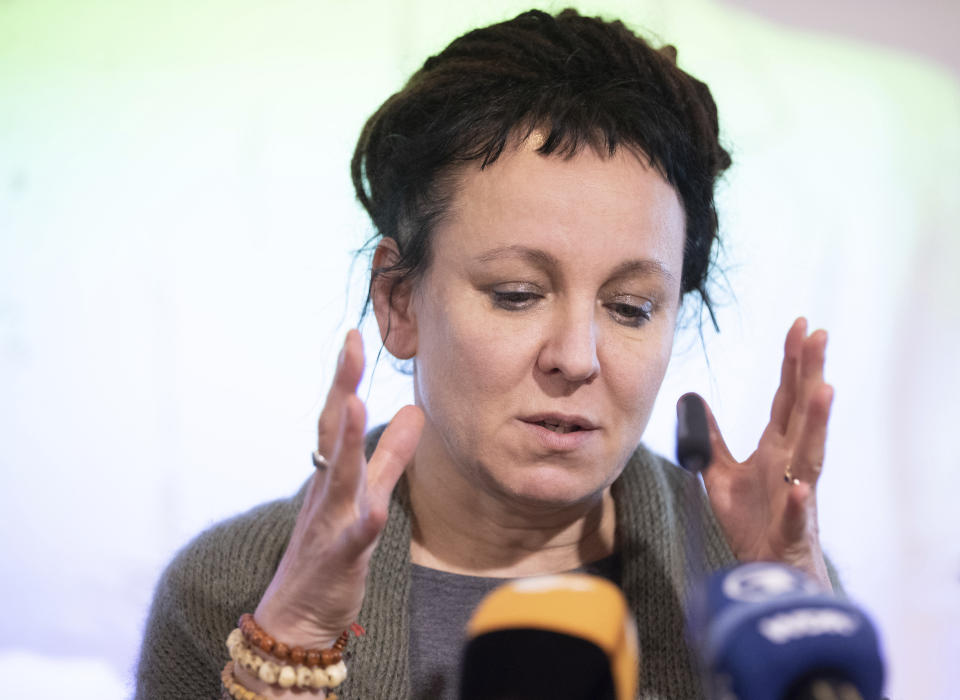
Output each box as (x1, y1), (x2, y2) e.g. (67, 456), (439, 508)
(460, 574), (637, 700)
(691, 562), (885, 700)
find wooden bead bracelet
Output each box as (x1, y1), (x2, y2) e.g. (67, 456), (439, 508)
(238, 613), (350, 668)
(221, 661), (270, 700)
(227, 628), (347, 690)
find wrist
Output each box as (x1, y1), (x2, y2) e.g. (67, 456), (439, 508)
(253, 601), (343, 650)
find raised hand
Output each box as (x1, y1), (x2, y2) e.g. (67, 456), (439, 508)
(252, 329), (424, 649)
(694, 318), (835, 589)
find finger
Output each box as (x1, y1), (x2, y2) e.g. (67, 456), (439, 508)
(343, 404), (423, 558)
(769, 318), (806, 434)
(801, 329), (827, 382)
(786, 329), (828, 444)
(368, 404), (424, 502)
(316, 330), (366, 457)
(699, 396), (735, 464)
(324, 393), (369, 504)
(791, 383), (833, 485)
(695, 396), (737, 493)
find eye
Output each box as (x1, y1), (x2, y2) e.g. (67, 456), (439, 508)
(491, 285), (543, 310)
(605, 297), (654, 327)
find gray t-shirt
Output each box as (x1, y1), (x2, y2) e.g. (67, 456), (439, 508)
(409, 554), (621, 700)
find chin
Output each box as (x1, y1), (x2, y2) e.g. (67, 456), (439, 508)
(484, 464), (613, 512)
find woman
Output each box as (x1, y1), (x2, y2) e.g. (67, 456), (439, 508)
(136, 9), (837, 699)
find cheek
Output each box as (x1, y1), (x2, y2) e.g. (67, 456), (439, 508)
(414, 291), (534, 416)
(604, 330), (675, 430)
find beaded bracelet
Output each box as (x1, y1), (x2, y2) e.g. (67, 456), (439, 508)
(238, 613), (350, 668)
(221, 661), (270, 700)
(227, 628), (347, 690)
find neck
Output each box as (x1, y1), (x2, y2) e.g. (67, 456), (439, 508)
(406, 447), (617, 578)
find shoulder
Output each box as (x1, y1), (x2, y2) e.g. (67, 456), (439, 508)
(172, 488), (306, 580)
(162, 488), (306, 632)
(152, 423), (384, 641)
(136, 488), (307, 697)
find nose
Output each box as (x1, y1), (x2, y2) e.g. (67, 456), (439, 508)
(536, 301), (600, 383)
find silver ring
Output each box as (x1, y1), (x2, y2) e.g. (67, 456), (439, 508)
(312, 450), (330, 470)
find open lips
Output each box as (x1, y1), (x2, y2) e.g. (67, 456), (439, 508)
(536, 420), (582, 434)
(524, 415), (598, 434)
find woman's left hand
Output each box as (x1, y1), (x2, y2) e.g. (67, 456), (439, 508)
(694, 317), (835, 590)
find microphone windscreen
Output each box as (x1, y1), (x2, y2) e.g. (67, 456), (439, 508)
(460, 574), (637, 700)
(693, 563), (885, 700)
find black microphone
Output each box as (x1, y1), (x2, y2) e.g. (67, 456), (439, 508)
(676, 393), (712, 474)
(459, 574), (638, 700)
(676, 393), (713, 589)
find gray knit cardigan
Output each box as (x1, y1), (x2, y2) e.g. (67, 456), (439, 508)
(136, 443), (749, 699)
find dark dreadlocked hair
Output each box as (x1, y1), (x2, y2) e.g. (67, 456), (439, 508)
(352, 8), (731, 328)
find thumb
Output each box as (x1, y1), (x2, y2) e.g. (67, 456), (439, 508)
(368, 404), (424, 500)
(680, 392), (734, 470)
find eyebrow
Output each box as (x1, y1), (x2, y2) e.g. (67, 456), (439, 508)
(475, 245), (559, 269)
(473, 245), (677, 283)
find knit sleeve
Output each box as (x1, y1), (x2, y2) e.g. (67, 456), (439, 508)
(134, 492), (304, 699)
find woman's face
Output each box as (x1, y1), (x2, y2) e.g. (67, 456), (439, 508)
(401, 142), (685, 510)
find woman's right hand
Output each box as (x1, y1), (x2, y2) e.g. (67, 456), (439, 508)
(251, 329), (424, 649)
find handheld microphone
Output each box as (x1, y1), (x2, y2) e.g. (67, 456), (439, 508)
(690, 562), (885, 700)
(459, 574), (637, 700)
(676, 393), (713, 588)
(676, 393), (712, 475)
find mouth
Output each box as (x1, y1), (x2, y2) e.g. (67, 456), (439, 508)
(534, 420), (583, 434)
(523, 414), (598, 434)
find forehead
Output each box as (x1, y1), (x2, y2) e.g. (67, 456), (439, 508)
(432, 143), (686, 277)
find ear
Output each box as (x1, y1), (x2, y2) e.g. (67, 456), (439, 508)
(371, 238), (418, 359)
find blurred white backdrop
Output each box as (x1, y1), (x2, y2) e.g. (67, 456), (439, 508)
(1, 0), (958, 697)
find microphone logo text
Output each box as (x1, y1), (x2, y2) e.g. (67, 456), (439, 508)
(758, 608), (860, 644)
